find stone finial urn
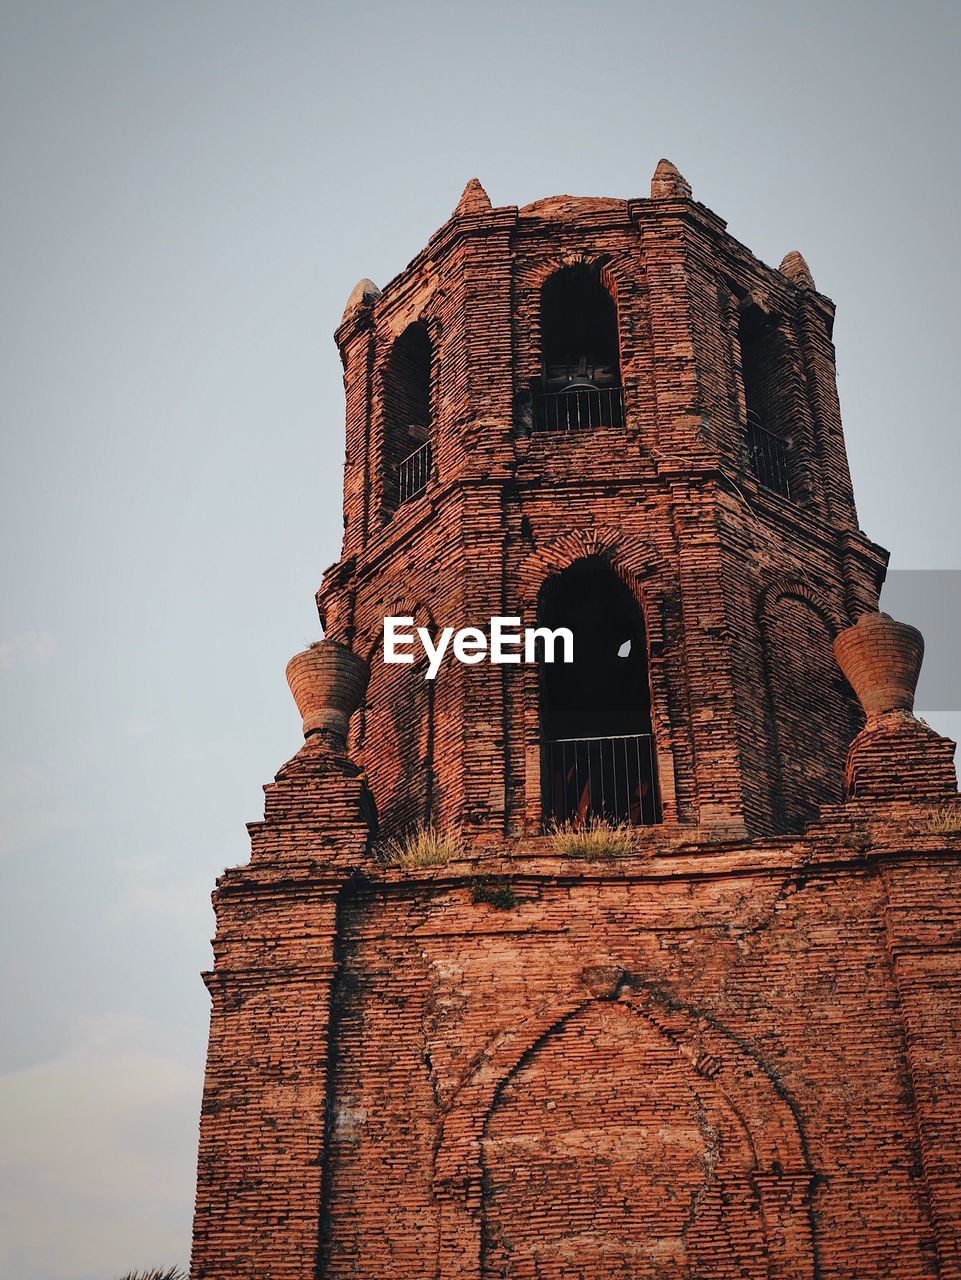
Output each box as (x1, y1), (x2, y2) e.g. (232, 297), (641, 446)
(285, 640), (370, 747)
(833, 612), (925, 719)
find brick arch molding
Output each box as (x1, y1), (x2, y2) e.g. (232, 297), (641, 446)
(430, 970), (815, 1280)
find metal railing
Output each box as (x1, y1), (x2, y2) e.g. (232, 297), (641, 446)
(746, 412), (792, 499)
(396, 439), (432, 507)
(532, 385), (625, 433)
(542, 733), (659, 827)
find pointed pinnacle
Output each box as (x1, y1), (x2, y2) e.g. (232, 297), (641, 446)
(779, 251), (816, 291)
(650, 159), (692, 200)
(340, 278), (381, 326)
(454, 177), (492, 217)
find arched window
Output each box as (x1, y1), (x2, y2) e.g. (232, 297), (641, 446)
(737, 302), (793, 498)
(538, 557), (658, 825)
(382, 321), (432, 514)
(534, 266), (624, 432)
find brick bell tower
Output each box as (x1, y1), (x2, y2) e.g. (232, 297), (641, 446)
(191, 165), (961, 1280)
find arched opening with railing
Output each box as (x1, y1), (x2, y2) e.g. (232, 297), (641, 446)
(381, 321), (432, 515)
(534, 265), (624, 432)
(737, 301), (794, 499)
(537, 557), (658, 825)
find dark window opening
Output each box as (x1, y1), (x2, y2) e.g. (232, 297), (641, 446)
(738, 303), (793, 498)
(533, 266), (624, 432)
(382, 321), (432, 513)
(538, 558), (659, 826)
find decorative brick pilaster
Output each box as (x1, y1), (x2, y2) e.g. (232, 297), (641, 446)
(190, 644), (374, 1277)
(883, 855), (961, 1279)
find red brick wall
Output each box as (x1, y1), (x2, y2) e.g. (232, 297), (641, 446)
(314, 843), (945, 1280)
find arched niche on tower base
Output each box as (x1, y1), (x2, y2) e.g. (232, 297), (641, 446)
(430, 974), (815, 1280)
(757, 579), (862, 833)
(349, 599), (436, 838)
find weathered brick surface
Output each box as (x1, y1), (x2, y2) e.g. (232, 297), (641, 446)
(318, 844), (939, 1280)
(834, 611), (925, 717)
(190, 170), (961, 1279)
(323, 179), (886, 840)
(286, 640), (370, 744)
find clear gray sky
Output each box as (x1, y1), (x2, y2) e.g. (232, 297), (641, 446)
(1, 2), (959, 1276)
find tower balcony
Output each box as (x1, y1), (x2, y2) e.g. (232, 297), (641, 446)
(746, 410), (792, 499)
(532, 384), (625, 433)
(542, 732), (660, 827)
(396, 438), (432, 507)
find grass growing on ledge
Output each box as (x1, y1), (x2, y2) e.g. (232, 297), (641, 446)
(470, 876), (519, 909)
(117, 1271), (187, 1280)
(375, 823), (465, 868)
(920, 804), (961, 835)
(547, 815), (641, 861)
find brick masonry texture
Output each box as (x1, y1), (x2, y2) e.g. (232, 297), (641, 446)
(190, 166), (961, 1279)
